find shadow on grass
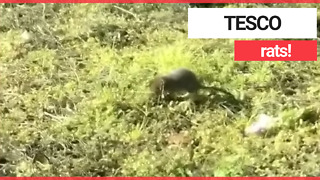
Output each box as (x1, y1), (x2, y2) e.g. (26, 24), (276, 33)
(147, 88), (252, 115)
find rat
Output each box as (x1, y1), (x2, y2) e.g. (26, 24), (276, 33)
(149, 68), (232, 99)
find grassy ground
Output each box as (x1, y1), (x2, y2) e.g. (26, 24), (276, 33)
(1, 3), (320, 176)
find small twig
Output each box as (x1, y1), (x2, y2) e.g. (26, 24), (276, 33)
(43, 111), (66, 121)
(113, 5), (141, 22)
(42, 3), (46, 20)
(220, 103), (235, 116)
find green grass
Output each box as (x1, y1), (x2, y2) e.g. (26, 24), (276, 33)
(1, 3), (320, 177)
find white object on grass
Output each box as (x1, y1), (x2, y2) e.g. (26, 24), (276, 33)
(21, 30), (33, 43)
(245, 114), (279, 135)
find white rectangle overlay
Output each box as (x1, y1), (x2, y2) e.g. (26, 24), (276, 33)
(188, 8), (317, 39)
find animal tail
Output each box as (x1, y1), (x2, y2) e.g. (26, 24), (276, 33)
(201, 85), (234, 96)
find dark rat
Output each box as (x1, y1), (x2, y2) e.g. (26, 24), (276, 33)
(150, 68), (232, 98)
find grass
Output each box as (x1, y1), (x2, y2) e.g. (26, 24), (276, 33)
(1, 3), (320, 177)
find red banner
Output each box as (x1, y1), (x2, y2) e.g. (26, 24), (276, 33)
(234, 40), (317, 61)
(2, 178), (320, 179)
